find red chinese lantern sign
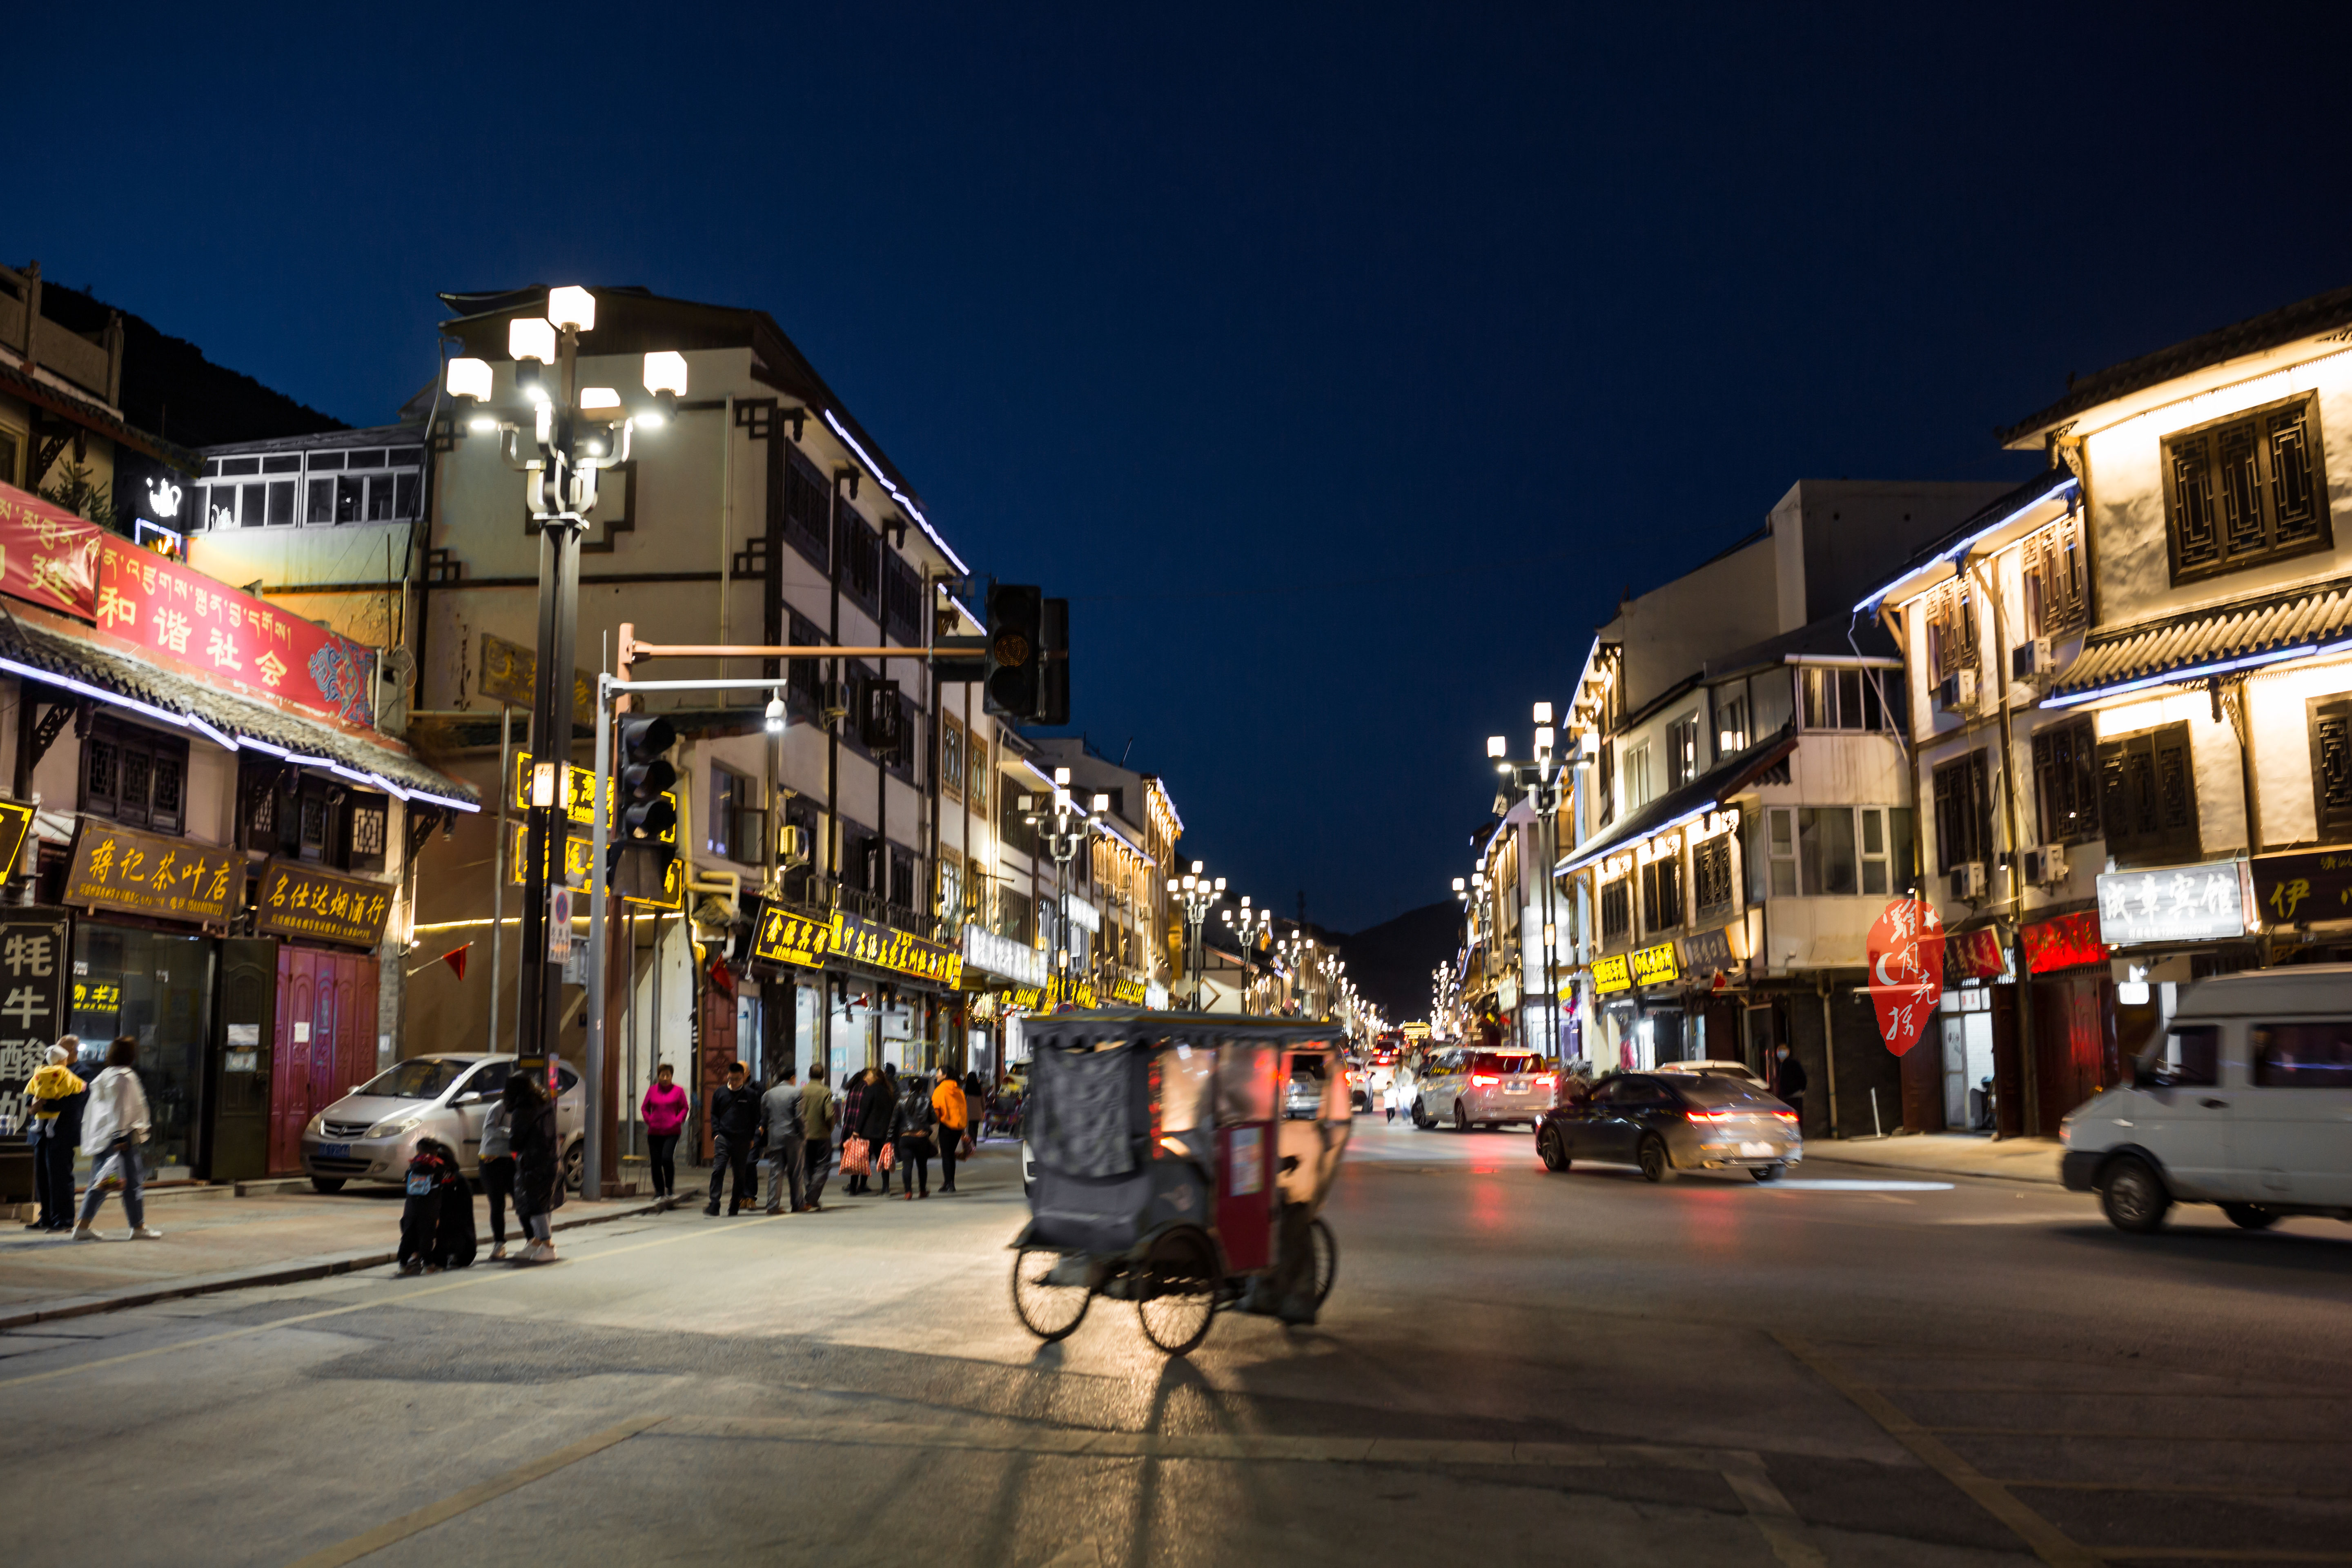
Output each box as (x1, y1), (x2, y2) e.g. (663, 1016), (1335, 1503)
(1866, 897), (1944, 1057)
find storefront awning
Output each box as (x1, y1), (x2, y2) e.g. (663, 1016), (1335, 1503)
(2042, 574), (2352, 708)
(0, 604), (477, 811)
(1557, 725), (1797, 877)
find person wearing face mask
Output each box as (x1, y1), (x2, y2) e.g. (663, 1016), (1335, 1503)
(1772, 1043), (1808, 1129)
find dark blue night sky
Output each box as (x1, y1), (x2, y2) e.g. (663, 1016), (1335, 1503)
(22, 2), (2352, 928)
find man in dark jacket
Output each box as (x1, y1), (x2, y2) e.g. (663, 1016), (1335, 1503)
(858, 1065), (900, 1197)
(758, 1067), (806, 1215)
(706, 1061), (761, 1216)
(1772, 1044), (1808, 1130)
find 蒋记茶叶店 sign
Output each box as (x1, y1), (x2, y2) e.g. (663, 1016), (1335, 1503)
(64, 821), (242, 924)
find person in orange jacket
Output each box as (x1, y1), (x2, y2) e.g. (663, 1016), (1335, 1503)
(931, 1072), (968, 1194)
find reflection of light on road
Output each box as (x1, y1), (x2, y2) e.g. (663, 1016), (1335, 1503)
(1760, 1179), (1955, 1192)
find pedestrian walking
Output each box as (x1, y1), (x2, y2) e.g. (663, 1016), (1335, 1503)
(895, 1072), (937, 1199)
(858, 1065), (899, 1197)
(963, 1071), (988, 1145)
(1772, 1044), (1808, 1130)
(760, 1067), (807, 1214)
(1383, 1077), (1401, 1124)
(839, 1068), (871, 1196)
(706, 1061), (761, 1216)
(24, 1038), (84, 1232)
(640, 1062), (689, 1205)
(508, 1074), (562, 1263)
(398, 1138), (463, 1274)
(477, 1085), (518, 1260)
(931, 1070), (967, 1194)
(72, 1037), (160, 1241)
(800, 1070), (835, 1210)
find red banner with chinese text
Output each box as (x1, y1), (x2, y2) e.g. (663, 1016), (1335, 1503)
(0, 481), (377, 731)
(1944, 927), (2010, 981)
(1866, 897), (1944, 1057)
(0, 483), (101, 619)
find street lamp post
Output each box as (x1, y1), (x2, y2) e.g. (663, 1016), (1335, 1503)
(1023, 770), (1108, 997)
(1167, 861), (1225, 1010)
(442, 287), (684, 1199)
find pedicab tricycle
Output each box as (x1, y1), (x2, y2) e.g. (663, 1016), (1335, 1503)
(1009, 1011), (1352, 1356)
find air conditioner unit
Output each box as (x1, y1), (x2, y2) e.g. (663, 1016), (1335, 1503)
(2011, 637), (2054, 682)
(1949, 861), (1988, 901)
(819, 679), (851, 723)
(1937, 668), (1980, 714)
(776, 824), (810, 869)
(2022, 842), (2069, 886)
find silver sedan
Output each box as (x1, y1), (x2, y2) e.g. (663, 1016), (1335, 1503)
(301, 1054), (585, 1193)
(1537, 1071), (1801, 1182)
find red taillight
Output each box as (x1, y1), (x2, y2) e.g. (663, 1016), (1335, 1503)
(1471, 1074), (1499, 1085)
(1533, 1075), (1556, 1088)
(1773, 1110), (1798, 1124)
(1686, 1108), (1737, 1124)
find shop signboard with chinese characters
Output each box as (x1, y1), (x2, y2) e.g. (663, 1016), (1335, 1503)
(1590, 953), (1633, 995)
(2022, 910), (2106, 975)
(2096, 862), (2251, 947)
(753, 906), (834, 970)
(0, 910), (70, 1134)
(255, 863), (394, 949)
(0, 798), (33, 877)
(1865, 897), (1943, 1057)
(1944, 927), (2011, 982)
(963, 924), (1047, 987)
(2252, 849), (2352, 928)
(1630, 941), (1680, 989)
(1680, 926), (1736, 978)
(506, 750), (680, 909)
(62, 822), (241, 923)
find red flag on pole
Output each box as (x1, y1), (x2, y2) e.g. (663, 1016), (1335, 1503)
(440, 942), (472, 982)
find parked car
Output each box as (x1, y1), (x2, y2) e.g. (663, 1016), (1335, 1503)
(1286, 1052), (1335, 1119)
(1537, 1071), (1800, 1182)
(302, 1054), (586, 1194)
(1653, 1059), (1765, 1087)
(2062, 967), (2352, 1233)
(1412, 1049), (1555, 1130)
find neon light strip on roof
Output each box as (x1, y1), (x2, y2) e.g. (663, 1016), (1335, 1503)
(0, 655), (480, 813)
(2036, 640), (2352, 710)
(1853, 473), (2081, 615)
(1557, 797), (1721, 878)
(823, 408), (970, 577)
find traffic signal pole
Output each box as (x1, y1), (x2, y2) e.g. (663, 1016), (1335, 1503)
(584, 676), (615, 1198)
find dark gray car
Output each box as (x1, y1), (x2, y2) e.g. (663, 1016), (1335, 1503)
(1537, 1071), (1801, 1183)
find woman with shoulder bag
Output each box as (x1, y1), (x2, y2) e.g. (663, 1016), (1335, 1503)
(73, 1037), (160, 1241)
(895, 1073), (937, 1199)
(478, 1085), (519, 1261)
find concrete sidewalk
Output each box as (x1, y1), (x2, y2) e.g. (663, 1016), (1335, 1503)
(1804, 1132), (2065, 1185)
(0, 1182), (662, 1330)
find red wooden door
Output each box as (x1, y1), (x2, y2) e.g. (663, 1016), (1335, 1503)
(269, 947), (314, 1173)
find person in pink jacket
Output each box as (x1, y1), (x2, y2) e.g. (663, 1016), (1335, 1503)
(640, 1062), (691, 1205)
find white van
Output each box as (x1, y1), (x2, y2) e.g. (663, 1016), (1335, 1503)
(2061, 966), (2352, 1233)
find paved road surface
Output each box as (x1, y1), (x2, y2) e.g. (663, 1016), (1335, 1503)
(3, 1122), (2347, 1567)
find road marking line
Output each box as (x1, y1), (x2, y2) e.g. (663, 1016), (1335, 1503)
(283, 1417), (665, 1568)
(0, 1214), (787, 1392)
(1719, 1463), (1830, 1568)
(1775, 1332), (2100, 1568)
(1920, 1427), (2351, 1444)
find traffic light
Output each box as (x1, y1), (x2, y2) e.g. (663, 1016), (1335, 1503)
(985, 582), (1041, 718)
(610, 715), (678, 902)
(1039, 597), (1069, 726)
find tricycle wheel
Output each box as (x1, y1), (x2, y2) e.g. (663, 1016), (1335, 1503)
(1135, 1230), (1217, 1356)
(1011, 1246), (1091, 1342)
(1310, 1217), (1338, 1308)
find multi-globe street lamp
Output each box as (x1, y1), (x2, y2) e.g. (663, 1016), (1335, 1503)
(1021, 768), (1111, 989)
(442, 286), (686, 1195)
(1168, 860), (1225, 1009)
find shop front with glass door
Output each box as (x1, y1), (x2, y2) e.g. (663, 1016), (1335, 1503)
(71, 922), (214, 1177)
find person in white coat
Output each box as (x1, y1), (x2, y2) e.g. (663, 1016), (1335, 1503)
(74, 1036), (161, 1241)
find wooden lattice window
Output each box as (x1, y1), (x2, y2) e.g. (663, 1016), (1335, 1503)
(1640, 847), (1684, 932)
(2098, 722), (2200, 863)
(81, 719), (188, 835)
(1694, 833), (1735, 918)
(1933, 750), (1992, 873)
(2032, 719), (2101, 845)
(2165, 392), (2331, 585)
(1925, 581), (1979, 677)
(2310, 697), (2352, 843)
(2022, 513), (2089, 638)
(782, 450), (831, 572)
(1598, 873), (1631, 943)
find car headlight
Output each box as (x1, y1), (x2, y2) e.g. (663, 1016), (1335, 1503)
(368, 1116), (423, 1139)
(306, 1112), (325, 1136)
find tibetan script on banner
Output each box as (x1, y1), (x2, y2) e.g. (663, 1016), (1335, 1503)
(64, 822), (241, 923)
(256, 862), (393, 949)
